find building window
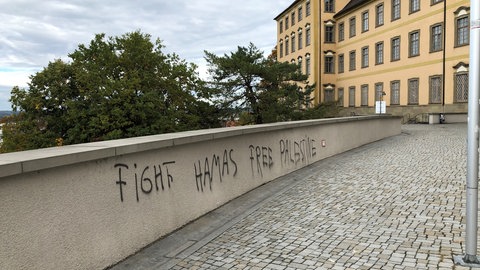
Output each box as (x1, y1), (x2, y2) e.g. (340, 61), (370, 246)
(376, 3), (384, 27)
(306, 0), (311, 16)
(410, 0), (420, 13)
(338, 54), (344, 73)
(392, 0), (401, 21)
(285, 37), (289, 55)
(361, 84), (369, 106)
(298, 6), (303, 21)
(349, 50), (356, 71)
(391, 80), (400, 105)
(408, 78), (419, 104)
(291, 33), (296, 52)
(456, 16), (469, 47)
(338, 22), (345, 41)
(305, 54), (311, 76)
(325, 24), (335, 43)
(455, 72), (468, 103)
(298, 29), (303, 49)
(306, 24), (311, 46)
(430, 23), (443, 52)
(280, 21), (283, 34)
(349, 17), (356, 37)
(375, 83), (384, 101)
(391, 36), (400, 61)
(325, 55), (335, 74)
(349, 86), (356, 107)
(325, 0), (335, 12)
(285, 17), (289, 30)
(361, 46), (369, 68)
(291, 12), (296, 26)
(429, 75), (443, 104)
(279, 40), (284, 58)
(409, 30), (420, 57)
(325, 88), (335, 102)
(362, 11), (369, 32)
(431, 0), (443, 5)
(338, 88), (344, 106)
(375, 42), (384, 65)
(298, 57), (303, 73)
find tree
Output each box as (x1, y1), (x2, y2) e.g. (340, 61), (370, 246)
(204, 43), (314, 124)
(1, 31), (219, 153)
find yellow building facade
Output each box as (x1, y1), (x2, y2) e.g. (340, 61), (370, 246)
(275, 0), (470, 120)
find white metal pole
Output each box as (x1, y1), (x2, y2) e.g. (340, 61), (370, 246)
(465, 0), (480, 263)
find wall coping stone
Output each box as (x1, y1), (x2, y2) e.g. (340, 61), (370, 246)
(0, 115), (398, 179)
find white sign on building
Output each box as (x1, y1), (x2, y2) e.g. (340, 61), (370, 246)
(375, 101), (386, 114)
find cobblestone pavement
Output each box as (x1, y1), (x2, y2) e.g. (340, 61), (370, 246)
(112, 124), (475, 270)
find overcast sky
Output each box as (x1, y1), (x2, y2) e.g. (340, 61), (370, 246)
(0, 0), (291, 110)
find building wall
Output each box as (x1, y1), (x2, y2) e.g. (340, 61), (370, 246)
(276, 0), (322, 105)
(0, 116), (400, 270)
(276, 0), (470, 117)
(335, 0), (469, 117)
(319, 0), (350, 103)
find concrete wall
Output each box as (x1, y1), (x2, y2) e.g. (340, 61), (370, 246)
(0, 116), (401, 270)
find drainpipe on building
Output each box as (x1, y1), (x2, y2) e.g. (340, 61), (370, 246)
(454, 0), (480, 266)
(441, 0), (446, 123)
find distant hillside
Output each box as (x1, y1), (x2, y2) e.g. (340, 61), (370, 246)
(0, 111), (13, 118)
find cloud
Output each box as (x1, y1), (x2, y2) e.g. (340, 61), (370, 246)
(0, 0), (292, 110)
(0, 68), (35, 110)
(0, 69), (33, 87)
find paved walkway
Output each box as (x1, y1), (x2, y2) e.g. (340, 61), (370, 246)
(110, 124), (474, 270)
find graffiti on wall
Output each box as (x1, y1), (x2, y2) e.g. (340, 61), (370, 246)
(249, 145), (274, 177)
(114, 135), (324, 201)
(114, 161), (176, 202)
(194, 149), (238, 192)
(279, 137), (317, 167)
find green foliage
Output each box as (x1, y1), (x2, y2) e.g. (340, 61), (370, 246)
(0, 113), (57, 152)
(1, 37), (341, 154)
(291, 101), (341, 121)
(238, 111), (255, 126)
(1, 31), (220, 153)
(204, 43), (317, 124)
